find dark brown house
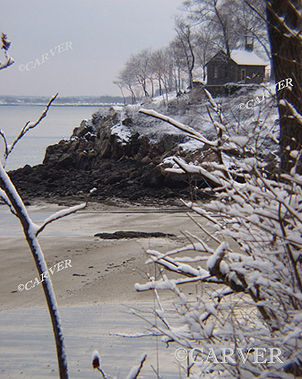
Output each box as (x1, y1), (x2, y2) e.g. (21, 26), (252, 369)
(206, 49), (267, 85)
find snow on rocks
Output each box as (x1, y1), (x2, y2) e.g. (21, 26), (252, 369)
(110, 123), (131, 144)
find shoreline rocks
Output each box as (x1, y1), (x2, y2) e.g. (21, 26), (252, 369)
(8, 107), (208, 204)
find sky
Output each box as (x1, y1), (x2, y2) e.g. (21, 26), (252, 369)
(0, 0), (183, 97)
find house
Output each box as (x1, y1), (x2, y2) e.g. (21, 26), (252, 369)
(206, 49), (267, 85)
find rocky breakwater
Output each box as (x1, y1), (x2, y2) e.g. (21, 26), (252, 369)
(9, 107), (206, 203)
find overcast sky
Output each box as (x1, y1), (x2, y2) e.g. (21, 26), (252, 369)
(0, 0), (183, 97)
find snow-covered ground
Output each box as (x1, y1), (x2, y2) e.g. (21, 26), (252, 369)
(90, 84), (279, 159)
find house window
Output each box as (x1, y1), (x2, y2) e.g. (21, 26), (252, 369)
(214, 66), (218, 79)
(241, 69), (246, 81)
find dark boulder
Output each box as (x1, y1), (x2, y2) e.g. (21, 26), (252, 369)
(9, 108), (208, 203)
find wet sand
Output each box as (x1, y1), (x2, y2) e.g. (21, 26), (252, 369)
(0, 201), (200, 311)
(0, 201), (204, 378)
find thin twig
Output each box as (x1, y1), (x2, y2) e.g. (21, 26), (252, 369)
(36, 203), (86, 236)
(4, 93), (58, 162)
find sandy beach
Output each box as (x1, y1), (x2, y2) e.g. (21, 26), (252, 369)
(0, 201), (201, 310)
(0, 200), (203, 378)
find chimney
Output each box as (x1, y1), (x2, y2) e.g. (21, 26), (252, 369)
(245, 34), (254, 52)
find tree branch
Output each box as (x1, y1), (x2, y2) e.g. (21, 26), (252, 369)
(0, 56), (14, 71)
(36, 203), (87, 236)
(0, 188), (17, 216)
(126, 354), (147, 379)
(3, 93), (58, 163)
(139, 108), (215, 146)
(0, 163), (69, 378)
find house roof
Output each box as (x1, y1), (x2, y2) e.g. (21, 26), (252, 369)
(206, 49), (267, 67)
(230, 49), (267, 66)
(205, 51), (226, 66)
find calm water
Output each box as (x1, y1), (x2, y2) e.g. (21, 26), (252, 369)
(0, 105), (102, 170)
(0, 303), (181, 378)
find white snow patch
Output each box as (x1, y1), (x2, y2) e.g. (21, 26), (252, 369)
(111, 123), (131, 144)
(179, 139), (204, 152)
(231, 49), (267, 66)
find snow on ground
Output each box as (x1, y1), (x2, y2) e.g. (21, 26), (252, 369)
(111, 123), (131, 144)
(178, 139), (205, 152)
(88, 83), (279, 158)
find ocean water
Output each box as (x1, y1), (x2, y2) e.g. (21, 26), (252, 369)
(0, 105), (102, 170)
(0, 303), (180, 378)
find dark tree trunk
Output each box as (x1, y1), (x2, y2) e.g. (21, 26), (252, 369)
(158, 77), (162, 95)
(266, 0), (302, 173)
(266, 4), (302, 377)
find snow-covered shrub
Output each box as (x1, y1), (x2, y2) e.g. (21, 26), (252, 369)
(136, 92), (302, 378)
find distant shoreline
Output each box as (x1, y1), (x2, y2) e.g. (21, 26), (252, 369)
(0, 103), (123, 107)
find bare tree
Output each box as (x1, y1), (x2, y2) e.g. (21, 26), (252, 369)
(150, 47), (179, 100)
(168, 41), (188, 93)
(117, 50), (154, 102)
(113, 80), (126, 105)
(183, 0), (240, 57)
(117, 63), (138, 103)
(175, 19), (196, 89)
(129, 49), (152, 98)
(150, 49), (167, 96)
(236, 0), (270, 59)
(137, 49), (153, 97)
(194, 28), (216, 81)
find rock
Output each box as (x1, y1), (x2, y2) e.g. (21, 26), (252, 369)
(94, 231), (176, 239)
(72, 119), (93, 138)
(8, 107), (210, 203)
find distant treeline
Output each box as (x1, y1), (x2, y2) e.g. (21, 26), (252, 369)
(0, 95), (132, 106)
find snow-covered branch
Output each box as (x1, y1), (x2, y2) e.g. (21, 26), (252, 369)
(139, 108), (216, 146)
(170, 156), (224, 186)
(0, 33), (14, 71)
(0, 161), (69, 378)
(0, 51), (68, 376)
(2, 93), (58, 164)
(0, 56), (14, 70)
(36, 203), (86, 236)
(126, 354), (147, 379)
(137, 91), (302, 376)
(0, 188), (16, 216)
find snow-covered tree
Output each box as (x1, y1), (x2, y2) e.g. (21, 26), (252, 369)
(133, 3), (302, 376)
(138, 87), (302, 377)
(0, 37), (83, 378)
